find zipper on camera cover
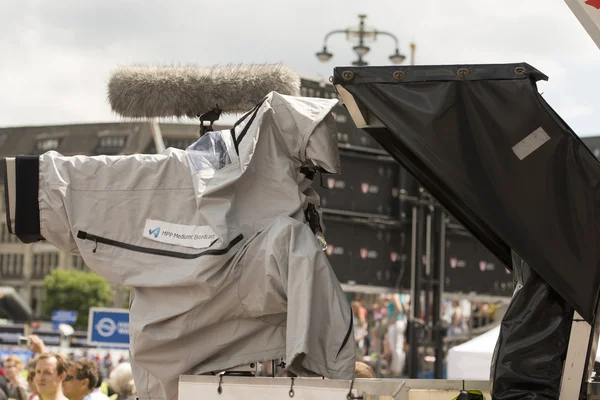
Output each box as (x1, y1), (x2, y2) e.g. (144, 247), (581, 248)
(77, 230), (243, 259)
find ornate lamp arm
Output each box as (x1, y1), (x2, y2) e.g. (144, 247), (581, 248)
(315, 15), (407, 65)
(323, 29), (349, 46)
(316, 30), (348, 62)
(376, 30), (407, 64)
(374, 30), (400, 49)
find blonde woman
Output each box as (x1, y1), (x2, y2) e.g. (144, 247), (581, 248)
(351, 301), (368, 357)
(2, 356), (29, 400)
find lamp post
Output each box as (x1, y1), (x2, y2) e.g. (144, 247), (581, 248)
(316, 14), (407, 66)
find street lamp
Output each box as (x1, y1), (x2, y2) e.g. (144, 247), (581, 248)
(316, 14), (407, 66)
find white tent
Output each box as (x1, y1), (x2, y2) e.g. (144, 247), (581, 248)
(446, 326), (501, 380)
(447, 325), (600, 380)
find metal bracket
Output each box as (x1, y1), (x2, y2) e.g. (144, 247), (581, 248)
(217, 374), (223, 395)
(199, 107), (222, 136)
(347, 379), (364, 400)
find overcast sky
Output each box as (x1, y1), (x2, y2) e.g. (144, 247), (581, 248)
(1, 0), (599, 135)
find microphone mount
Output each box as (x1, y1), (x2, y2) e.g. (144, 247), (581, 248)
(199, 107), (222, 136)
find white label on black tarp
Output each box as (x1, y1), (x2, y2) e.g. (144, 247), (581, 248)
(512, 127), (550, 160)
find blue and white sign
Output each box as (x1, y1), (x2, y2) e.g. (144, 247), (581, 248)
(51, 310), (78, 331)
(87, 308), (130, 347)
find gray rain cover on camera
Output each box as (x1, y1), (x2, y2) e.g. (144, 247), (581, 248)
(12, 92), (355, 400)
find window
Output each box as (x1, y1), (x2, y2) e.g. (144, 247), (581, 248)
(300, 77), (339, 99)
(99, 136), (126, 149)
(72, 255), (90, 272)
(0, 223), (19, 243)
(147, 138), (196, 153)
(0, 254), (24, 279)
(165, 138), (195, 149)
(0, 134), (8, 149)
(36, 138), (60, 152)
(31, 286), (45, 316)
(96, 135), (128, 155)
(335, 113), (347, 124)
(32, 253), (59, 280)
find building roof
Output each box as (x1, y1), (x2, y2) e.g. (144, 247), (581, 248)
(0, 121), (232, 158)
(0, 121), (232, 183)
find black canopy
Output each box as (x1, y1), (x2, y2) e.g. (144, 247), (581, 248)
(0, 286), (32, 322)
(332, 63), (600, 322)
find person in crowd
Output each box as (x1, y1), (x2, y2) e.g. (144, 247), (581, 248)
(488, 302), (498, 323)
(101, 356), (111, 379)
(354, 362), (376, 379)
(34, 353), (69, 400)
(402, 298), (412, 377)
(62, 359), (109, 400)
(26, 335), (47, 356)
(376, 295), (392, 374)
(352, 294), (369, 322)
(2, 355), (29, 400)
(353, 295), (369, 353)
(0, 374), (9, 400)
(351, 301), (368, 357)
(26, 356), (40, 400)
(386, 294), (407, 377)
(94, 369), (111, 399)
(448, 300), (466, 336)
(107, 364), (135, 400)
(368, 302), (384, 359)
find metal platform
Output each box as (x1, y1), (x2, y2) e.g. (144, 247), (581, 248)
(179, 375), (490, 400)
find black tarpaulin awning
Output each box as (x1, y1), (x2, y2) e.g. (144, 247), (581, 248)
(332, 63), (600, 322)
(0, 286), (32, 322)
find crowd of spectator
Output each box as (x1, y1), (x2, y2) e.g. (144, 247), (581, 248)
(0, 336), (135, 400)
(347, 293), (499, 378)
(0, 294), (500, 398)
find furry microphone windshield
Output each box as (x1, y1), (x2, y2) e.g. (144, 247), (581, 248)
(107, 63), (301, 118)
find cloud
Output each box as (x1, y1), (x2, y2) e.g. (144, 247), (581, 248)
(560, 104), (594, 119)
(0, 0), (599, 136)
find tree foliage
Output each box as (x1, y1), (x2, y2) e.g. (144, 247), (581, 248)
(43, 269), (113, 329)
